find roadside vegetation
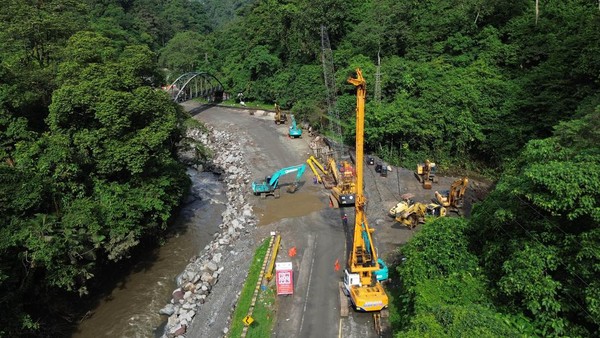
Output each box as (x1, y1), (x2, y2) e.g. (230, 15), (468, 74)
(228, 238), (272, 338)
(0, 0), (598, 337)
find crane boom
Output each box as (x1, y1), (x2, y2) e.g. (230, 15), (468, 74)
(343, 68), (388, 313)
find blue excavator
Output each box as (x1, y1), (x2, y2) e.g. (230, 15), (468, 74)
(288, 115), (302, 138)
(252, 164), (307, 198)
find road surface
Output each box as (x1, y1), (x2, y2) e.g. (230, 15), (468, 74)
(186, 104), (379, 338)
(184, 103), (482, 338)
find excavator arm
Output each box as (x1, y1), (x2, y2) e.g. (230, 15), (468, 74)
(307, 156), (328, 183)
(435, 177), (468, 209)
(268, 164), (307, 187)
(252, 164), (307, 196)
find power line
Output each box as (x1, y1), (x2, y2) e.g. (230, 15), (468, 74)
(321, 25), (343, 160)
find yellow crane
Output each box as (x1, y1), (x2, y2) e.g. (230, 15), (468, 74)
(341, 69), (389, 319)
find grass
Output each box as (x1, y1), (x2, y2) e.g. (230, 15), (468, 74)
(228, 238), (271, 337)
(246, 284), (277, 338)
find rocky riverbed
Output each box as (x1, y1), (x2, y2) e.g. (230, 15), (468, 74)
(161, 124), (258, 338)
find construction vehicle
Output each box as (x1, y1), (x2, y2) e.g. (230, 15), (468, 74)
(341, 68), (389, 321)
(374, 258), (389, 282)
(395, 202), (447, 229)
(251, 164), (307, 198)
(307, 155), (356, 207)
(274, 103), (287, 124)
(415, 159), (438, 189)
(435, 177), (469, 213)
(306, 156), (336, 188)
(389, 193), (415, 217)
(288, 115), (302, 138)
(329, 158), (356, 208)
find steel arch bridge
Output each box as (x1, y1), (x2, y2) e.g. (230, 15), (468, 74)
(164, 72), (225, 103)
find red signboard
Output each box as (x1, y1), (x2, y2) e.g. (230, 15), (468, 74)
(275, 262), (294, 295)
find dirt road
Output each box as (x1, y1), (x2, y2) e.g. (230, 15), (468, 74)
(183, 103), (477, 338)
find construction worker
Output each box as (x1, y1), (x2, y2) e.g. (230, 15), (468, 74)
(342, 213), (348, 226)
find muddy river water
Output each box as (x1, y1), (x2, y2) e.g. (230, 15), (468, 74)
(72, 169), (225, 338)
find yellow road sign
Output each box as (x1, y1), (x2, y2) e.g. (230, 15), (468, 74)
(243, 315), (254, 326)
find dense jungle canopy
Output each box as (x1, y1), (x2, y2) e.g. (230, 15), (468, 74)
(0, 0), (598, 336)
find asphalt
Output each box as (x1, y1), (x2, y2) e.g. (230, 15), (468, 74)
(184, 103), (484, 338)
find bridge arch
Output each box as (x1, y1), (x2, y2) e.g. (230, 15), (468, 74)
(164, 72), (225, 103)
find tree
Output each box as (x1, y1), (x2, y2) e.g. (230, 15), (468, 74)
(396, 217), (528, 336)
(159, 31), (216, 74)
(468, 109), (600, 335)
(0, 31), (190, 335)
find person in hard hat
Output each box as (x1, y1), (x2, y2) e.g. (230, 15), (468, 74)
(342, 214), (348, 226)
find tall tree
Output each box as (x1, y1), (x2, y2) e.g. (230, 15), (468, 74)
(0, 31), (189, 336)
(468, 109), (600, 335)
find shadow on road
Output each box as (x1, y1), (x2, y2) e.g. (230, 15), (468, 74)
(188, 103), (217, 117)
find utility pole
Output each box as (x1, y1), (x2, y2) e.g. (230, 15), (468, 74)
(374, 49), (382, 104)
(321, 25), (343, 160)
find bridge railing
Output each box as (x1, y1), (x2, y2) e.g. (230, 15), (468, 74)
(162, 72), (225, 103)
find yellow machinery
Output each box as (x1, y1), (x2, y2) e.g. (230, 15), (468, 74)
(389, 193), (415, 217)
(306, 156), (336, 188)
(415, 159), (438, 189)
(395, 202), (447, 229)
(307, 155), (355, 207)
(435, 177), (469, 212)
(342, 68), (389, 314)
(274, 103), (287, 124)
(329, 158), (356, 208)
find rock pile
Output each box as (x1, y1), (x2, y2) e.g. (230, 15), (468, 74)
(161, 125), (256, 338)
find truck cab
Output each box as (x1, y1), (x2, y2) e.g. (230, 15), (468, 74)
(343, 269), (361, 297)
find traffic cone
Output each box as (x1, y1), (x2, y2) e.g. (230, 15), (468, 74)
(334, 259), (340, 271)
(288, 246), (297, 257)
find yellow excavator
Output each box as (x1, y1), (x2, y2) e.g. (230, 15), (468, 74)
(435, 177), (469, 213)
(274, 103), (287, 124)
(415, 159), (438, 189)
(395, 202), (447, 229)
(341, 69), (388, 332)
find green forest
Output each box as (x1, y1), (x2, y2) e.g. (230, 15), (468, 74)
(1, 0), (598, 337)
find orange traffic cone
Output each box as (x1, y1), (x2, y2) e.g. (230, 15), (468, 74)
(334, 259), (340, 271)
(288, 246), (297, 257)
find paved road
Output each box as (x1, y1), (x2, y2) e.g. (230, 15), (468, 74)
(188, 104), (378, 338)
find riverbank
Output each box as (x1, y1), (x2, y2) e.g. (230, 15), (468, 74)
(161, 120), (259, 338)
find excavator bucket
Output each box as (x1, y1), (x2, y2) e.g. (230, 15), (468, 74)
(286, 184), (298, 193)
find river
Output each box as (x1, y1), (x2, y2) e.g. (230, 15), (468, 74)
(72, 169), (226, 338)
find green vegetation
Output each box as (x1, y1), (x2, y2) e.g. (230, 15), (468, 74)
(229, 238), (271, 338)
(247, 285), (277, 338)
(1, 0), (598, 336)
